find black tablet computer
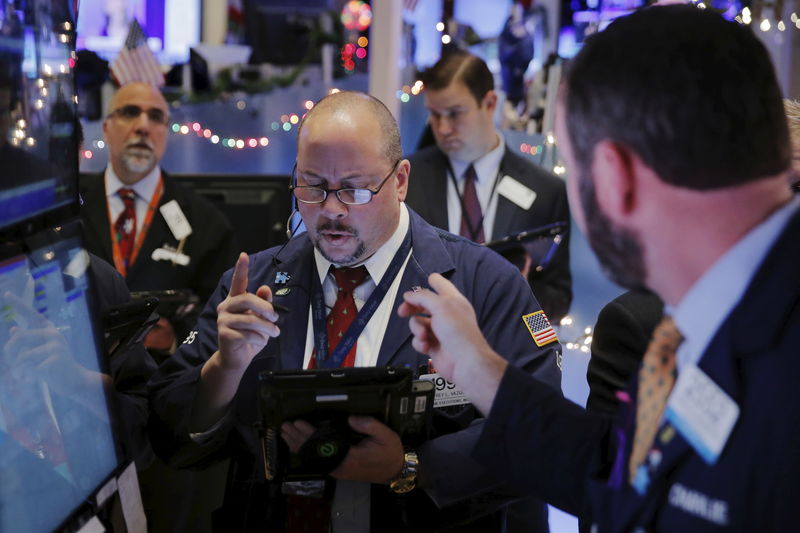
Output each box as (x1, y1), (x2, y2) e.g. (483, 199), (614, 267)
(258, 367), (434, 480)
(485, 221), (568, 273)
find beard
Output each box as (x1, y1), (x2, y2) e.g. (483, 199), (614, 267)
(120, 138), (156, 174)
(579, 170), (648, 290)
(312, 221), (367, 266)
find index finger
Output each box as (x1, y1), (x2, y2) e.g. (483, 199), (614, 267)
(230, 252), (250, 297)
(426, 273), (461, 297)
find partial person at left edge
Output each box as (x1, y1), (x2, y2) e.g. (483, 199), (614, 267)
(79, 82), (239, 354)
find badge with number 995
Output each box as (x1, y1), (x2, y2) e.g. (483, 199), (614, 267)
(419, 373), (469, 408)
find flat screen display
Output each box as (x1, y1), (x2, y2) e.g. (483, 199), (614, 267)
(0, 221), (118, 533)
(0, 0), (79, 232)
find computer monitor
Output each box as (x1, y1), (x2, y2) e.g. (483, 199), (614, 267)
(243, 0), (331, 65)
(1, 0), (80, 236)
(171, 173), (293, 254)
(0, 219), (121, 533)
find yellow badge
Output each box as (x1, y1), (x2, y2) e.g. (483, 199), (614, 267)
(522, 310), (558, 347)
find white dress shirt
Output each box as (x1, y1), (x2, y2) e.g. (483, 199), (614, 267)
(446, 131), (505, 241)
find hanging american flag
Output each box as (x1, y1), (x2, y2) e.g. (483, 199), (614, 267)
(110, 19), (164, 87)
(522, 311), (558, 347)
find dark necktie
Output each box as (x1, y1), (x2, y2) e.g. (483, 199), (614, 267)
(628, 316), (684, 484)
(114, 188), (137, 269)
(287, 266), (370, 533)
(459, 164), (485, 243)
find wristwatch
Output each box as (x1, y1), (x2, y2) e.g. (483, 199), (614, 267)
(389, 448), (419, 494)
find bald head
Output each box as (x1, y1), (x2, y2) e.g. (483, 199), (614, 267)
(108, 82), (168, 116)
(298, 91), (401, 165)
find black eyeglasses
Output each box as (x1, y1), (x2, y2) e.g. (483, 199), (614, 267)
(290, 160), (400, 206)
(107, 104), (169, 126)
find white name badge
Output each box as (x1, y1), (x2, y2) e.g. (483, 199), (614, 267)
(419, 373), (470, 408)
(497, 175), (537, 210)
(159, 200), (193, 241)
(664, 365), (739, 465)
(152, 247), (191, 266)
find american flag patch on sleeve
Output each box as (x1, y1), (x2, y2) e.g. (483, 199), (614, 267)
(522, 311), (558, 347)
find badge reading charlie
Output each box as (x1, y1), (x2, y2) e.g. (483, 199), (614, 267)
(522, 311), (558, 347)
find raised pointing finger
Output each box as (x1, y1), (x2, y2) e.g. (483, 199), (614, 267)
(230, 252), (250, 296)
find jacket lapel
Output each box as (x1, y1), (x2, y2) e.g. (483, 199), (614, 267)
(376, 209), (455, 367)
(271, 238), (315, 370)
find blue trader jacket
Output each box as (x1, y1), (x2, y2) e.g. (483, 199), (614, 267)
(149, 207), (562, 532)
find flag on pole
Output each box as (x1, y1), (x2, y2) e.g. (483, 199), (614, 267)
(110, 19), (164, 87)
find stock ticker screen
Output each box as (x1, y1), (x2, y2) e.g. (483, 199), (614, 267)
(0, 223), (118, 532)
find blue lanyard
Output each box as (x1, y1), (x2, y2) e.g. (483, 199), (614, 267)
(310, 227), (412, 368)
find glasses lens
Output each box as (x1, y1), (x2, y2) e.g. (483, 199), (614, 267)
(147, 109), (167, 124)
(114, 105), (166, 124)
(117, 105), (142, 119)
(294, 187), (326, 203)
(340, 189), (372, 205)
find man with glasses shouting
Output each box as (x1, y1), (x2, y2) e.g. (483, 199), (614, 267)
(149, 91), (561, 532)
(79, 82), (238, 354)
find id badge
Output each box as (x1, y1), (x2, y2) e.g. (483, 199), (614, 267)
(664, 365), (739, 465)
(419, 373), (469, 408)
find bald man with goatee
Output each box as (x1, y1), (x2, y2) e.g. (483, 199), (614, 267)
(79, 82), (238, 533)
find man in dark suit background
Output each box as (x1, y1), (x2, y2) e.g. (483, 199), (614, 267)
(406, 51), (571, 322)
(79, 82), (238, 352)
(79, 81), (237, 532)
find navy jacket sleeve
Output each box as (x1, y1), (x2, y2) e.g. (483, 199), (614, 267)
(474, 365), (614, 517)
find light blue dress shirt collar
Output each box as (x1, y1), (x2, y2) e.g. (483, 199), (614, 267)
(668, 197), (800, 371)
